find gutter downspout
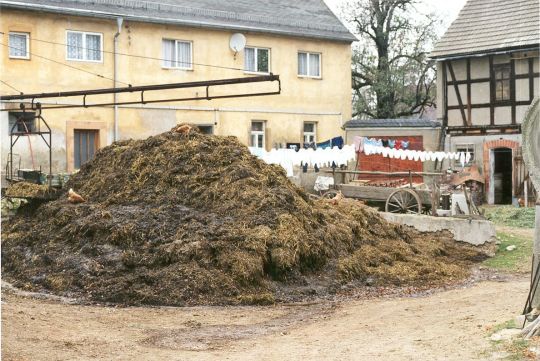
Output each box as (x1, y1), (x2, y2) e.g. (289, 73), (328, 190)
(113, 17), (123, 142)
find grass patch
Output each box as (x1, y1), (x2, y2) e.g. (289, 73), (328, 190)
(503, 338), (535, 360)
(488, 319), (518, 336)
(483, 232), (533, 273)
(483, 205), (536, 229)
(484, 320), (539, 360)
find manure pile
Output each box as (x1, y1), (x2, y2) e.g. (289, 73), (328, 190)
(2, 128), (487, 306)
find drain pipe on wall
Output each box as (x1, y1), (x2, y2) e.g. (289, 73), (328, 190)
(113, 17), (123, 142)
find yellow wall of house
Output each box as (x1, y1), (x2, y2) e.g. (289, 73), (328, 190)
(1, 9), (352, 173)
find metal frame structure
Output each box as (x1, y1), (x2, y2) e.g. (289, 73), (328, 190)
(7, 103), (52, 185)
(2, 75), (280, 187)
(0, 74), (281, 111)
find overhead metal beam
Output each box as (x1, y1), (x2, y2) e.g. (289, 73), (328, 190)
(0, 74), (280, 101)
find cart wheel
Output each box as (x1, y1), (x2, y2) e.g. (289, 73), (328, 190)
(385, 189), (422, 214)
(322, 190), (339, 199)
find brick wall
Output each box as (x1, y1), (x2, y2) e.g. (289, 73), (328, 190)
(357, 136), (424, 182)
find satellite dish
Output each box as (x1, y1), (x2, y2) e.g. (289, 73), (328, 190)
(229, 33), (246, 54)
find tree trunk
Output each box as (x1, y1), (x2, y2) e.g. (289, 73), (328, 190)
(521, 98), (540, 339)
(532, 203), (540, 310)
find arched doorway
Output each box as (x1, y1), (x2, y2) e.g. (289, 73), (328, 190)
(492, 147), (513, 204)
(483, 139), (520, 205)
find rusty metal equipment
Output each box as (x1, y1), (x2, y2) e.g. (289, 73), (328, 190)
(0, 74), (281, 111)
(6, 103), (52, 186)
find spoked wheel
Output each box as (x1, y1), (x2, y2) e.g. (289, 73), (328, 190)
(385, 188), (422, 214)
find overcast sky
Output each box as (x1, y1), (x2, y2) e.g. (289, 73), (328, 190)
(324, 0), (468, 36)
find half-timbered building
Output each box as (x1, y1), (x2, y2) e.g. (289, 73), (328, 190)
(431, 0), (540, 205)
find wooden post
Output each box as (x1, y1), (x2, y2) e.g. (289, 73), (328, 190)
(525, 181), (529, 208)
(531, 201), (540, 310)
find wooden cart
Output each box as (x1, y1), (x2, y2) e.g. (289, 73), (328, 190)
(323, 170), (443, 214)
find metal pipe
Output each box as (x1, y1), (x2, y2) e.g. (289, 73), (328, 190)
(11, 89), (282, 110)
(1, 98), (342, 116)
(0, 75), (280, 101)
(113, 17), (123, 142)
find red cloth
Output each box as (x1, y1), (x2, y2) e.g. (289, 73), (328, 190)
(394, 140), (402, 149)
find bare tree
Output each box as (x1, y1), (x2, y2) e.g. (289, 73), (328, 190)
(348, 0), (440, 119)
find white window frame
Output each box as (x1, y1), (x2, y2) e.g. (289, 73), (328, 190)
(162, 39), (193, 70)
(250, 121), (266, 149)
(8, 32), (30, 60)
(298, 51), (322, 79)
(244, 46), (271, 74)
(303, 122), (316, 144)
(65, 30), (103, 63)
(454, 144), (475, 167)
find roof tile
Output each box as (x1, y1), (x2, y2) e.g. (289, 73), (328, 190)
(430, 0), (540, 58)
(0, 0), (357, 42)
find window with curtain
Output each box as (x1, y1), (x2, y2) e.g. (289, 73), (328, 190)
(66, 31), (102, 61)
(244, 47), (269, 73)
(303, 122), (316, 143)
(9, 32), (29, 59)
(454, 144), (475, 167)
(250, 121), (265, 149)
(162, 39), (192, 69)
(493, 63), (511, 101)
(298, 52), (321, 78)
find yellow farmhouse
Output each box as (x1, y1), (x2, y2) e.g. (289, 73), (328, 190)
(0, 0), (355, 173)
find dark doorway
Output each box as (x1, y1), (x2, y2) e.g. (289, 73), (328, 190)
(493, 148), (512, 204)
(74, 129), (99, 169)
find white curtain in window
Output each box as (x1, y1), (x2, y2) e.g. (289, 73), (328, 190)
(67, 32), (83, 60)
(298, 52), (308, 76)
(309, 53), (320, 77)
(177, 41), (191, 68)
(9, 33), (27, 57)
(86, 34), (101, 61)
(162, 39), (175, 67)
(245, 47), (256, 72)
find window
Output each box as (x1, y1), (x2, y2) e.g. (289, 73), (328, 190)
(8, 112), (35, 134)
(250, 121), (265, 149)
(74, 129), (99, 169)
(66, 31), (102, 62)
(298, 52), (321, 78)
(8, 32), (30, 59)
(197, 125), (214, 134)
(244, 47), (270, 73)
(162, 39), (192, 69)
(493, 63), (511, 101)
(455, 144), (475, 167)
(303, 122), (316, 143)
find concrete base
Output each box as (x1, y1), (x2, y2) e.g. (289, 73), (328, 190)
(380, 212), (497, 246)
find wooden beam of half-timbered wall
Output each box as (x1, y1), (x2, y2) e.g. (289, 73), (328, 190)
(447, 61), (469, 126)
(489, 55), (495, 125)
(530, 57), (535, 102)
(466, 59), (472, 126)
(511, 58), (516, 124)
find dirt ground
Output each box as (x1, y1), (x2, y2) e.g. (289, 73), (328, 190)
(1, 276), (532, 361)
(3, 224), (537, 361)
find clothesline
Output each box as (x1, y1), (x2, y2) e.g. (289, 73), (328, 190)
(356, 136), (472, 167)
(249, 145), (357, 176)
